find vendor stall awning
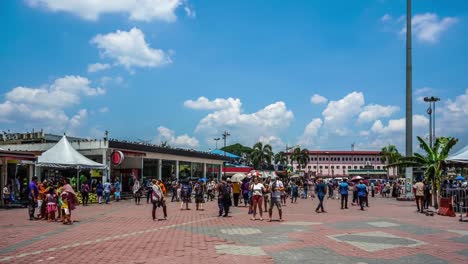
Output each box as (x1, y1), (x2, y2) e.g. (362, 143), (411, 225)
(37, 136), (106, 169)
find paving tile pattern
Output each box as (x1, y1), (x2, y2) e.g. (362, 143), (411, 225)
(0, 195), (467, 264)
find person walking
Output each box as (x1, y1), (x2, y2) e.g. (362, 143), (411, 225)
(241, 179), (250, 207)
(80, 181), (90, 206)
(103, 180), (112, 204)
(207, 180), (215, 202)
(180, 181), (192, 210)
(263, 177), (271, 212)
(339, 179), (349, 209)
(232, 180), (241, 207)
(216, 178), (231, 217)
(194, 179), (205, 211)
(250, 177), (265, 221)
(327, 181), (334, 199)
(146, 179), (153, 204)
(290, 181), (299, 203)
(315, 179), (327, 213)
(114, 180), (121, 202)
(357, 180), (367, 211)
(133, 179), (142, 205)
(303, 180), (309, 199)
(151, 179), (167, 221)
(269, 177), (284, 222)
(414, 178), (425, 213)
(95, 180), (104, 204)
(423, 180), (432, 209)
(28, 177), (39, 220)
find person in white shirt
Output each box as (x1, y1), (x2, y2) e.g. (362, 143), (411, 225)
(250, 177), (265, 221)
(269, 178), (284, 222)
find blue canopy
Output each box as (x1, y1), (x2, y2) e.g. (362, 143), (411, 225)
(211, 149), (241, 159)
(455, 175), (465, 181)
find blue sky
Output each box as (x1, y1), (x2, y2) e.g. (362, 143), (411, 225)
(0, 0), (467, 153)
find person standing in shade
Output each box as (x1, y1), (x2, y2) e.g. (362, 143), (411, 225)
(339, 178), (349, 209)
(315, 179), (327, 213)
(28, 177), (39, 220)
(103, 180), (112, 204)
(133, 179), (142, 205)
(357, 180), (368, 211)
(423, 180), (432, 209)
(232, 180), (241, 207)
(269, 177), (284, 222)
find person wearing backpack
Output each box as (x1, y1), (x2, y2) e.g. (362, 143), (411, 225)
(180, 181), (192, 210)
(151, 179), (167, 220)
(194, 179), (205, 211)
(217, 178), (231, 217)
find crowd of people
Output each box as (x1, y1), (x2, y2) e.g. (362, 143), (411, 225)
(21, 173), (466, 224)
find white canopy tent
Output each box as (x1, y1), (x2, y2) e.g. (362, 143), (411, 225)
(37, 135), (106, 169)
(447, 145), (468, 164)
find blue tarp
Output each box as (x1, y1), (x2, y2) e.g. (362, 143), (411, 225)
(210, 149), (241, 159)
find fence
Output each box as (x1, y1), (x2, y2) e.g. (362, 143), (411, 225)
(441, 187), (468, 221)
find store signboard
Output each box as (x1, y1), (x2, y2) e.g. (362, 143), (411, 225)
(111, 151), (124, 165)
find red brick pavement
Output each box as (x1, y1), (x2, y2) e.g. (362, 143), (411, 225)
(0, 196), (467, 263)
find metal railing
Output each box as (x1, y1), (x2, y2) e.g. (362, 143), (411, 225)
(441, 187), (468, 221)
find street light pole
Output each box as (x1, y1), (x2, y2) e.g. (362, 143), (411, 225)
(222, 131), (230, 178)
(423, 96), (441, 148)
(213, 137), (220, 149)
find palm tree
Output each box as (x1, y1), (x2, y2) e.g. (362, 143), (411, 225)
(274, 151), (288, 165)
(380, 145), (402, 177)
(291, 147), (310, 170)
(396, 136), (458, 209)
(250, 142), (273, 170)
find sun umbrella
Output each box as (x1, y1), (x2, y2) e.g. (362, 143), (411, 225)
(248, 170), (261, 177)
(455, 175), (465, 181)
(199, 177), (208, 182)
(351, 176), (363, 182)
(231, 173), (247, 182)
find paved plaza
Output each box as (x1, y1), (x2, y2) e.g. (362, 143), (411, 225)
(1, 196), (467, 264)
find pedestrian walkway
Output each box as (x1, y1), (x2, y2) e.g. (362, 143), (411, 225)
(0, 196), (467, 263)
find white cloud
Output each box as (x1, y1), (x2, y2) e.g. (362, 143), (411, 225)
(298, 118), (323, 147)
(27, 0), (188, 22)
(438, 89), (468, 135)
(88, 63), (111, 73)
(310, 94), (328, 104)
(91, 27), (171, 71)
(258, 136), (284, 151)
(98, 107), (110, 113)
(156, 126), (199, 148)
(381, 14), (392, 22)
(400, 13), (458, 43)
(0, 76), (104, 133)
(186, 97), (293, 148)
(358, 104), (400, 123)
(370, 115), (428, 134)
(322, 91), (365, 135)
(184, 97), (240, 110)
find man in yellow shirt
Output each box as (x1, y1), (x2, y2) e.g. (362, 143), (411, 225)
(232, 181), (241, 207)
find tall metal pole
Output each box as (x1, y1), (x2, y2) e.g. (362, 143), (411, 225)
(427, 106), (433, 147)
(405, 0), (413, 197)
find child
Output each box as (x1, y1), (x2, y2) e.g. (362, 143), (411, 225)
(45, 188), (58, 222)
(61, 192), (72, 225)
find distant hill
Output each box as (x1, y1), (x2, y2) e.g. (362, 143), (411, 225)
(221, 143), (252, 157)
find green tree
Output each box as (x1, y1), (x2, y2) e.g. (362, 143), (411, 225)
(380, 145), (403, 177)
(291, 147), (310, 170)
(221, 143), (253, 157)
(250, 142), (273, 169)
(274, 151), (288, 165)
(395, 136), (458, 208)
